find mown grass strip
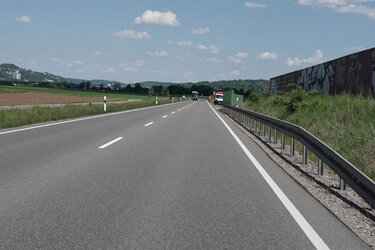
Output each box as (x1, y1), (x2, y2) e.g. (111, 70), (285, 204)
(0, 99), (178, 130)
(244, 92), (375, 181)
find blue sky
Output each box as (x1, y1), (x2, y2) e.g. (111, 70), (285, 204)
(0, 0), (374, 83)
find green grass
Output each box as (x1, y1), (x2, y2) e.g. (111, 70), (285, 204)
(244, 93), (375, 180)
(0, 85), (149, 100)
(0, 99), (180, 130)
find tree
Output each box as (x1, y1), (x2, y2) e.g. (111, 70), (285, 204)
(148, 86), (154, 97)
(134, 83), (142, 93)
(125, 84), (132, 92)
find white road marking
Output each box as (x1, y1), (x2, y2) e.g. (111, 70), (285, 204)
(0, 101), (183, 136)
(207, 102), (329, 250)
(162, 115), (168, 118)
(144, 122), (154, 127)
(178, 109), (181, 111)
(98, 137), (123, 149)
(172, 112), (175, 114)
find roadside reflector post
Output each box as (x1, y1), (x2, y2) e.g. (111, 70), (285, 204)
(156, 96), (158, 105)
(318, 158), (324, 175)
(236, 97), (239, 107)
(172, 97), (174, 103)
(290, 137), (295, 156)
(302, 145), (308, 165)
(340, 177), (346, 191)
(104, 96), (107, 112)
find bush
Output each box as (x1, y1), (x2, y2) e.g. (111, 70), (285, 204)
(250, 91), (266, 103)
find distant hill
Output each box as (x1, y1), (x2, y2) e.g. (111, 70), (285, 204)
(181, 79), (269, 92)
(0, 63), (65, 82)
(64, 78), (124, 85)
(138, 81), (175, 87)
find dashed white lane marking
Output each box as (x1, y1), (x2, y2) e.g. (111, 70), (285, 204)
(98, 137), (123, 149)
(207, 102), (329, 250)
(144, 122), (154, 127)
(178, 109), (181, 111)
(162, 115), (168, 118)
(172, 112), (175, 114)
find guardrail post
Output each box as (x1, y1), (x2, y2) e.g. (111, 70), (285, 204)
(268, 126), (272, 142)
(275, 129), (278, 144)
(281, 133), (285, 150)
(290, 137), (295, 156)
(262, 123), (266, 136)
(318, 158), (323, 175)
(340, 178), (346, 191)
(302, 145), (308, 165)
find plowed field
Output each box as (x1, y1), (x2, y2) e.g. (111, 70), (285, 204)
(0, 93), (121, 105)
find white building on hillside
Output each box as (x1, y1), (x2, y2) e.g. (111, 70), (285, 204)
(12, 70), (21, 80)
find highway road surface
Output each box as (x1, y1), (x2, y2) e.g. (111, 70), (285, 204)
(0, 100), (369, 249)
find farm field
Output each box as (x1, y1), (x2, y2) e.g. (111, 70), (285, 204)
(0, 85), (148, 105)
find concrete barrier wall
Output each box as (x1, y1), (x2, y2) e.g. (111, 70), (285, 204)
(269, 47), (375, 96)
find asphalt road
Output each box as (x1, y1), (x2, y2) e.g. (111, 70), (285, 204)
(0, 100), (369, 249)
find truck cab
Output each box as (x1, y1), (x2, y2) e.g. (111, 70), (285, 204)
(213, 92), (224, 105)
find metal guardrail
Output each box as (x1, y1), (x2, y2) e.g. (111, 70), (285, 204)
(222, 104), (375, 209)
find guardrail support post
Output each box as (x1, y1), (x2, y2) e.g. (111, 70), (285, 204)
(340, 178), (346, 191)
(302, 145), (308, 165)
(275, 129), (278, 144)
(290, 137), (295, 156)
(268, 126), (272, 142)
(318, 159), (324, 175)
(262, 123), (266, 136)
(281, 133), (286, 150)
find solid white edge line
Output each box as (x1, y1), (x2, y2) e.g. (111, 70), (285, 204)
(144, 122), (154, 127)
(98, 137), (123, 149)
(162, 115), (168, 118)
(0, 101), (186, 136)
(207, 102), (329, 250)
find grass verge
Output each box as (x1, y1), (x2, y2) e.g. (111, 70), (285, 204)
(0, 99), (180, 130)
(244, 91), (375, 181)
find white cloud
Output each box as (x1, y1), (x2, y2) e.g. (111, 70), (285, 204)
(228, 52), (248, 63)
(167, 40), (175, 44)
(67, 60), (83, 67)
(257, 51), (278, 60)
(182, 70), (194, 80)
(51, 58), (62, 62)
(177, 41), (193, 46)
(298, 0), (375, 19)
(29, 60), (38, 68)
(101, 68), (115, 73)
(230, 70), (240, 76)
(146, 50), (168, 56)
(245, 2), (267, 8)
(135, 10), (180, 26)
(93, 51), (103, 56)
(199, 57), (222, 63)
(112, 29), (151, 39)
(120, 60), (145, 72)
(197, 44), (220, 54)
(344, 46), (365, 52)
(286, 49), (324, 67)
(192, 27), (210, 34)
(148, 69), (166, 75)
(16, 16), (31, 23)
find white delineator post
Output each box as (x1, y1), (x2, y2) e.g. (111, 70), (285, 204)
(104, 96), (107, 111)
(156, 96), (158, 105)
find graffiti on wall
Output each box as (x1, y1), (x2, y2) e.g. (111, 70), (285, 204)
(297, 63), (334, 94)
(270, 47), (375, 96)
